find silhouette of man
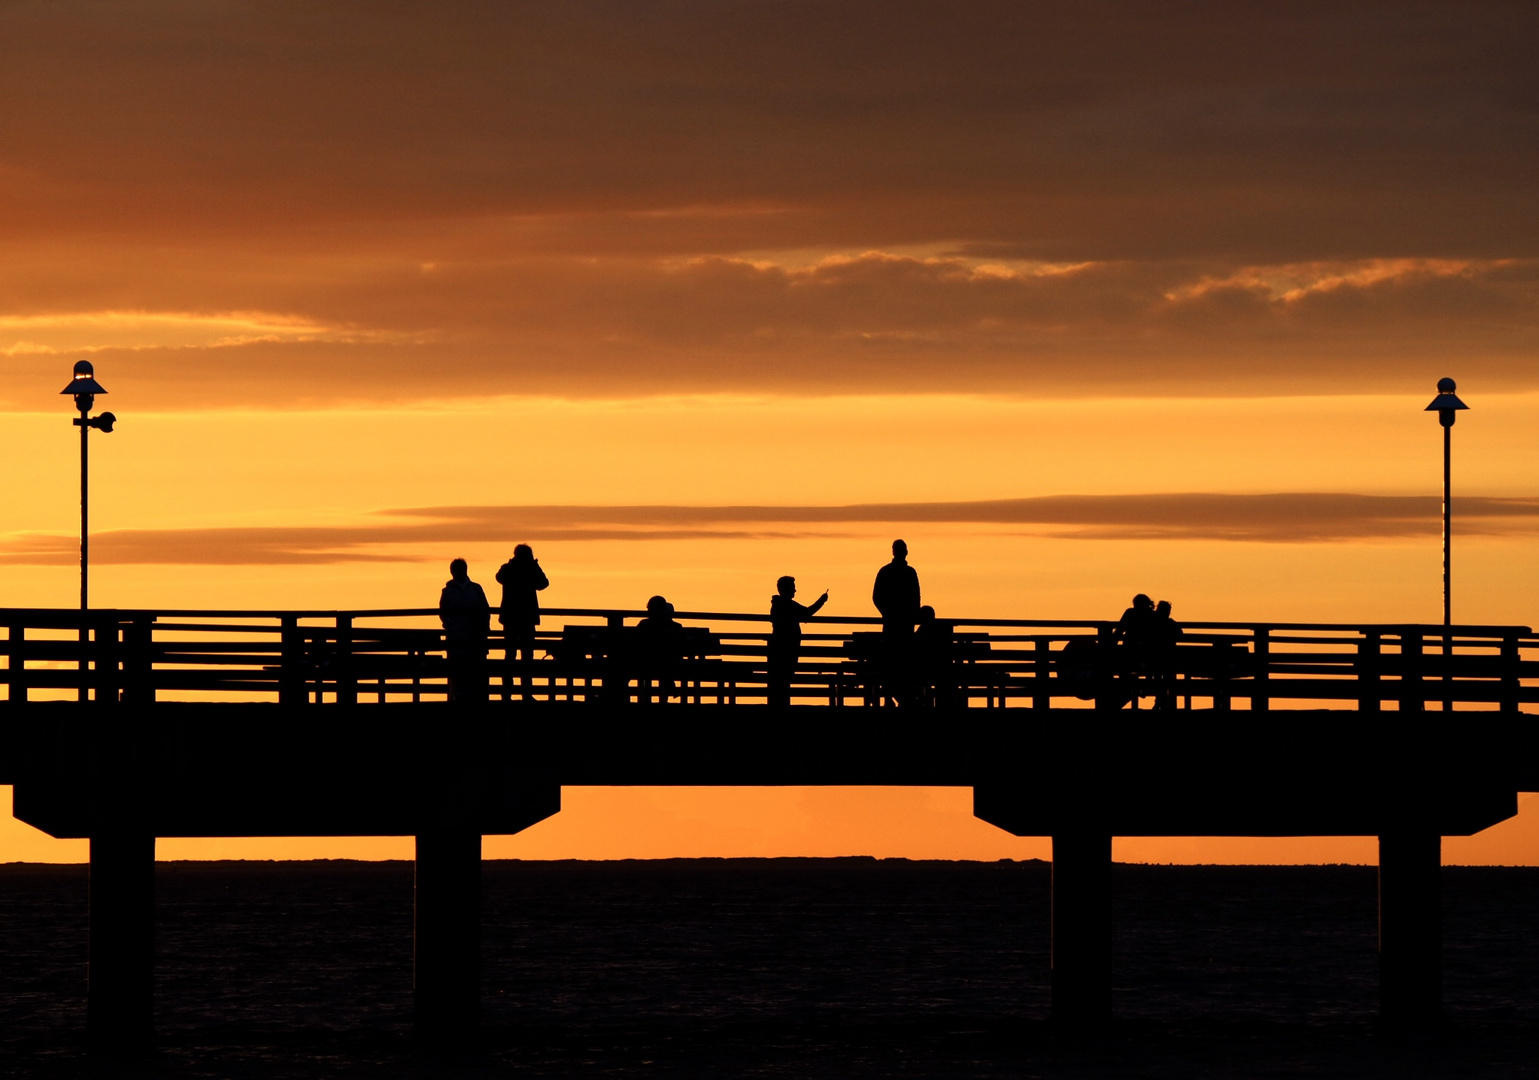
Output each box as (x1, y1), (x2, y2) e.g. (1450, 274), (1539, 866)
(873, 539), (921, 636)
(438, 558), (489, 705)
(495, 543), (549, 700)
(872, 539), (921, 705)
(768, 575), (828, 709)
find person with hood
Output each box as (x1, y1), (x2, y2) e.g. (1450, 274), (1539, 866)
(438, 558), (490, 704)
(495, 544), (550, 699)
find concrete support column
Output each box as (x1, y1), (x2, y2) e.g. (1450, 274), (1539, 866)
(414, 830), (482, 1044)
(1379, 832), (1442, 1027)
(1051, 832), (1112, 1026)
(87, 832), (155, 1051)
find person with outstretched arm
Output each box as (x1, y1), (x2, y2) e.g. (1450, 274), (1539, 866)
(768, 575), (828, 709)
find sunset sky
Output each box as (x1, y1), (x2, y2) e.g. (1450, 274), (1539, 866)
(3, 1), (1537, 865)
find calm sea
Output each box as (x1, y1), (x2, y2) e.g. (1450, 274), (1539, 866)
(1, 859), (1536, 1078)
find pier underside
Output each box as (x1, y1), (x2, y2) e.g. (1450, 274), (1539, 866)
(2, 702), (1532, 839)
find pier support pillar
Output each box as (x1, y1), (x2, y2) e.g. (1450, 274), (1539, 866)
(1051, 832), (1111, 1026)
(1378, 832), (1441, 1027)
(87, 832), (155, 1051)
(414, 830), (482, 1044)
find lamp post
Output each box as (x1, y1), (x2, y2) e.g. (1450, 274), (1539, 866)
(1423, 378), (1468, 629)
(60, 360), (116, 610)
(1425, 377), (1468, 711)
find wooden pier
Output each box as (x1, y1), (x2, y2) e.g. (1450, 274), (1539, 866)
(1, 604), (1536, 1046)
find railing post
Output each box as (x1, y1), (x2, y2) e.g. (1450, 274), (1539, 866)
(280, 616), (305, 706)
(1034, 638), (1051, 710)
(6, 624), (25, 706)
(336, 615), (356, 706)
(1358, 631), (1381, 713)
(93, 615), (121, 708)
(1251, 627), (1270, 712)
(122, 616), (154, 707)
(1212, 640), (1232, 713)
(1500, 632), (1520, 716)
(1400, 631), (1424, 714)
(1094, 624), (1115, 712)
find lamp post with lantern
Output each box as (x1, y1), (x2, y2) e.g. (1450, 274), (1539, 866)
(61, 360), (116, 610)
(1424, 377), (1468, 630)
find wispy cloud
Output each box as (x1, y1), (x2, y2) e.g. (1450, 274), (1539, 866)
(3, 494), (1535, 566)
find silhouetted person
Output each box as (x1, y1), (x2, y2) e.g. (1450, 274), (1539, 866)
(1112, 593), (1157, 708)
(635, 595), (686, 701)
(913, 605), (956, 708)
(768, 576), (828, 709)
(872, 539), (921, 705)
(1152, 599), (1183, 711)
(438, 558), (489, 705)
(496, 543), (549, 700)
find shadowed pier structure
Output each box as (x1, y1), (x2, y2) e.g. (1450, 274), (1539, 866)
(1, 604), (1536, 1047)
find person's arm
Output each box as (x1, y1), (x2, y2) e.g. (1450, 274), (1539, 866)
(807, 592), (828, 617)
(534, 562), (549, 590)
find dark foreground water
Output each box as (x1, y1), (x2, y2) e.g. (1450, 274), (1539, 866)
(1, 859), (1536, 1078)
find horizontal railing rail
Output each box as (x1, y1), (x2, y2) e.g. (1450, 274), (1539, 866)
(0, 606), (1534, 713)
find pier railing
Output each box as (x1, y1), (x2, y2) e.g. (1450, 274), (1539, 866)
(0, 606), (1534, 712)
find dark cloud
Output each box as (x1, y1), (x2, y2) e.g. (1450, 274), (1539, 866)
(2, 2), (1536, 404)
(4, 494), (1535, 566)
(3, 1), (1535, 259)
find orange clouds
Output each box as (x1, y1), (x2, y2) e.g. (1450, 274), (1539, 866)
(2, 254), (1537, 407)
(5, 494), (1537, 566)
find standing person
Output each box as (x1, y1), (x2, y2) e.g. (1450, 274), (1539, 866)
(872, 539), (921, 705)
(495, 544), (549, 700)
(438, 558), (490, 705)
(768, 576), (828, 709)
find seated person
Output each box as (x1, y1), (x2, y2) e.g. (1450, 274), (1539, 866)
(634, 595), (686, 699)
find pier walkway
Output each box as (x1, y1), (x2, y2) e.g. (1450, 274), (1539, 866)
(1, 605), (1536, 1047)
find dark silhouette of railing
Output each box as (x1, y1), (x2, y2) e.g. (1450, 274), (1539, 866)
(1, 606), (1533, 712)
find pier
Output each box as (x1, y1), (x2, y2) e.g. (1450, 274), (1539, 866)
(1, 604), (1536, 1047)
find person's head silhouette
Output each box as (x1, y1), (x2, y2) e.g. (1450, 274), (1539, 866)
(1133, 593), (1153, 611)
(892, 539), (908, 561)
(514, 543), (534, 561)
(646, 595), (669, 617)
(917, 604), (936, 627)
(1156, 600), (1172, 618)
(449, 558), (468, 581)
(777, 575), (796, 598)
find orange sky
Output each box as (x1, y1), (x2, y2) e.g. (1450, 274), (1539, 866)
(2, 2), (1537, 866)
